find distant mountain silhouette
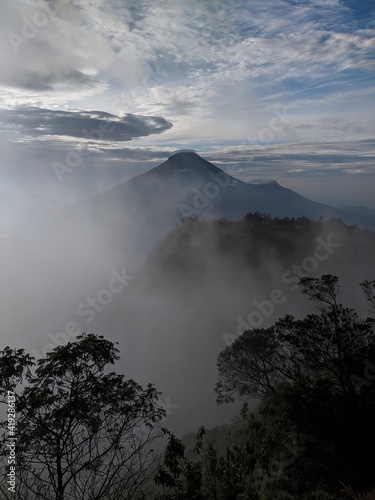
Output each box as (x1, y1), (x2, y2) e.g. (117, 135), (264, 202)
(5, 153), (374, 237)
(79, 152), (373, 222)
(75, 151), (375, 249)
(8, 152), (373, 280)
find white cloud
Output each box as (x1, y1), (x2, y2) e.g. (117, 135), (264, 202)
(0, 4), (112, 107)
(0, 0), (374, 149)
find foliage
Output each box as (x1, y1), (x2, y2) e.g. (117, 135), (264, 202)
(361, 279), (375, 313)
(154, 401), (309, 500)
(0, 334), (166, 500)
(215, 276), (375, 495)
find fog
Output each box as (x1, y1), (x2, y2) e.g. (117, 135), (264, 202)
(1, 154), (374, 436)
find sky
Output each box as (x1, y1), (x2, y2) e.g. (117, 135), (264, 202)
(0, 0), (374, 207)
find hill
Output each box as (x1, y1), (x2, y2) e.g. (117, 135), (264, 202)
(93, 215), (375, 434)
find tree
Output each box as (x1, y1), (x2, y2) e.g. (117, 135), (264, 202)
(216, 275), (375, 403)
(155, 404), (301, 500)
(215, 275), (375, 493)
(360, 279), (375, 313)
(155, 431), (203, 500)
(0, 334), (166, 500)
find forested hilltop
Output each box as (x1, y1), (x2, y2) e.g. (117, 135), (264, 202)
(92, 214), (375, 438)
(132, 213), (374, 294)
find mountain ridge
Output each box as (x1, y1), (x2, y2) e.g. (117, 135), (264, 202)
(75, 151), (375, 230)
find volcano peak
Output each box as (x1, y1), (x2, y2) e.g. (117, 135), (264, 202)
(163, 150), (222, 175)
(168, 150), (200, 161)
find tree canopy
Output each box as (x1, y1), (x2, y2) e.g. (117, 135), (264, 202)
(215, 275), (375, 495)
(0, 333), (166, 500)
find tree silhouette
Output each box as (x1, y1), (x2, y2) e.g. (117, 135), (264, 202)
(361, 279), (375, 313)
(0, 334), (166, 500)
(215, 276), (375, 493)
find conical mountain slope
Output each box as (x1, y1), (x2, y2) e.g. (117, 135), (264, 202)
(75, 151), (375, 238)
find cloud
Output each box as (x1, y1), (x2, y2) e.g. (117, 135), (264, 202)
(1, 0), (374, 134)
(0, 1), (114, 103)
(0, 108), (173, 141)
(205, 139), (375, 180)
(0, 0), (374, 200)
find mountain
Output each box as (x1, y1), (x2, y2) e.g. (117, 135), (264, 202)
(341, 205), (375, 218)
(67, 151), (375, 274)
(75, 150), (375, 230)
(5, 152), (374, 264)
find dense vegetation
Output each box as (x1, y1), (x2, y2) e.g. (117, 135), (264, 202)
(155, 276), (375, 499)
(142, 213), (375, 296)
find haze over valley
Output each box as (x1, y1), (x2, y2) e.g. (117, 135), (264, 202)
(1, 152), (375, 434)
